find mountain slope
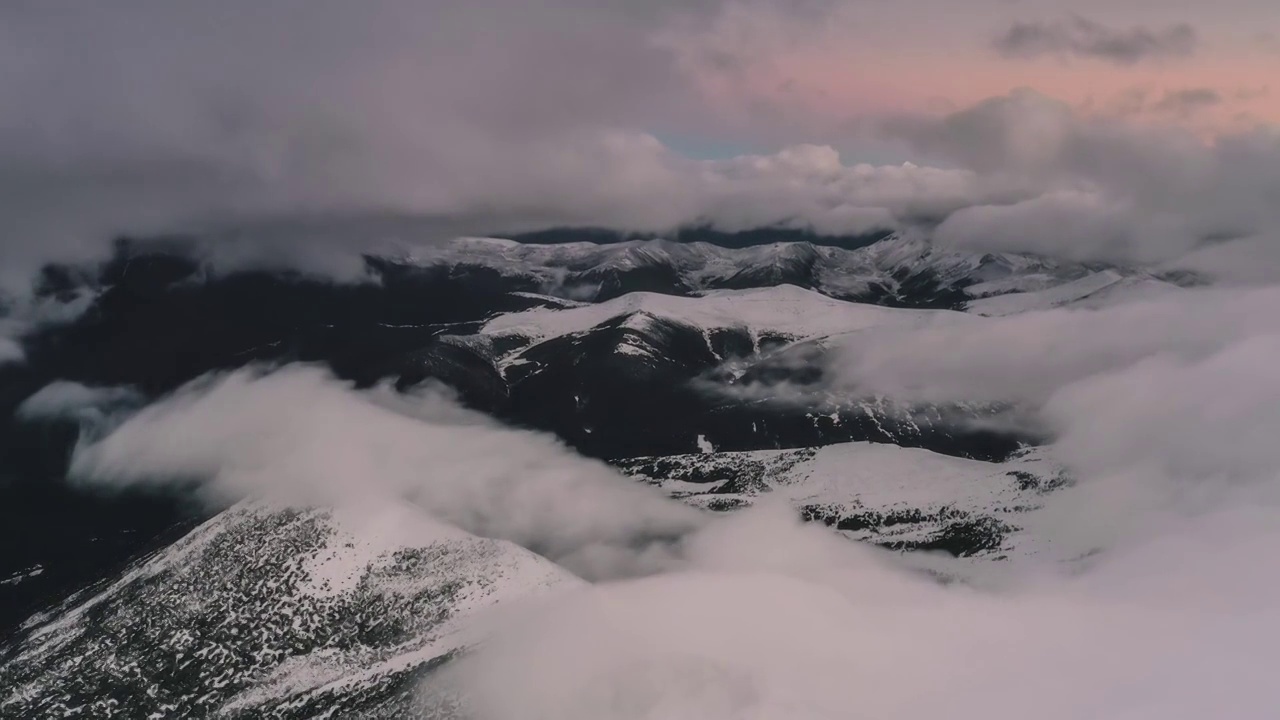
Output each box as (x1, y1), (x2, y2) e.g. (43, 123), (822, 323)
(0, 231), (1177, 637)
(0, 499), (577, 719)
(440, 286), (1026, 461)
(1, 439), (1076, 718)
(617, 441), (1071, 561)
(481, 284), (944, 346)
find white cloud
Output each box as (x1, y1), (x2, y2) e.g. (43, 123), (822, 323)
(453, 501), (1280, 720)
(69, 365), (703, 579)
(934, 189), (1191, 263)
(822, 284), (1280, 405)
(0, 290), (95, 367)
(16, 381), (142, 424)
(887, 91), (1280, 274)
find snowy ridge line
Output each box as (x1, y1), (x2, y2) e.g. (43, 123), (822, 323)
(396, 232), (1189, 311)
(480, 284), (955, 343)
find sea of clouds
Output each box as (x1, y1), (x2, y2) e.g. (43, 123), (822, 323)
(5, 1), (1280, 716)
(52, 281), (1280, 718)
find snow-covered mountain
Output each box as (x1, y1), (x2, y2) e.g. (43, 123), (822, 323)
(481, 284), (941, 344)
(4, 231), (1168, 631)
(1, 499), (577, 718)
(1, 441), (1075, 718)
(399, 232), (1191, 310)
(0, 230), (1179, 717)
(617, 442), (1071, 562)
(394, 284), (1027, 461)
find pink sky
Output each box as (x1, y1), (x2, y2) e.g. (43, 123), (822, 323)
(667, 1), (1280, 138)
(792, 54), (1276, 128)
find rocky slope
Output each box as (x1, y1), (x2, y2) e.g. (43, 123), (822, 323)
(0, 499), (577, 719)
(617, 441), (1072, 561)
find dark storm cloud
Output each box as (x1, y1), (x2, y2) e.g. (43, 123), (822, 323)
(993, 15), (1197, 65)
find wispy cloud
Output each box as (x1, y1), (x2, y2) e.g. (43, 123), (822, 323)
(1151, 87), (1223, 116)
(993, 15), (1197, 65)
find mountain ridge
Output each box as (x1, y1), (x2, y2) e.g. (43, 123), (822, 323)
(1, 229), (1178, 686)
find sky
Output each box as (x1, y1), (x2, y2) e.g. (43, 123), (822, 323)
(0, 0), (1277, 285)
(669, 0), (1280, 138)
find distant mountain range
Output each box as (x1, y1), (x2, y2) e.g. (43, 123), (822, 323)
(396, 231), (1192, 310)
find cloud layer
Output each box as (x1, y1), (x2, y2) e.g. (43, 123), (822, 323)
(993, 15), (1197, 65)
(49, 333), (1280, 719)
(68, 366), (703, 579)
(0, 0), (715, 286)
(445, 277), (1280, 718)
(455, 503), (1280, 720)
(45, 266), (1280, 717)
(0, 2), (1276, 294)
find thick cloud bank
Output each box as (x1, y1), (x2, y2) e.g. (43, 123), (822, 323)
(827, 285), (1280, 405)
(456, 505), (1278, 720)
(894, 91), (1280, 272)
(2, 3), (1278, 291)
